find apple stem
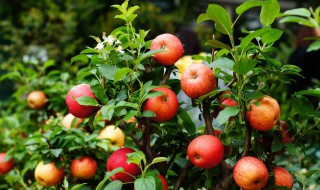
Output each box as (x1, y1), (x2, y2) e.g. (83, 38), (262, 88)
(210, 35), (216, 63)
(160, 65), (174, 86)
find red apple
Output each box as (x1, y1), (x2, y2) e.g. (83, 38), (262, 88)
(0, 152), (14, 175)
(180, 64), (216, 99)
(273, 166), (293, 190)
(246, 95), (280, 131)
(34, 161), (64, 187)
(143, 87), (179, 122)
(233, 156), (269, 190)
(150, 33), (184, 66)
(106, 147), (141, 183)
(158, 174), (168, 190)
(71, 156), (97, 180)
(66, 84), (99, 118)
(27, 90), (47, 110)
(187, 135), (224, 169)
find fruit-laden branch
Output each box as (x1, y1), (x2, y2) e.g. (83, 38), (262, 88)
(173, 160), (192, 190)
(160, 65), (174, 86)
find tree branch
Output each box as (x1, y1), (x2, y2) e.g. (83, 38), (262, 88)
(160, 65), (174, 86)
(203, 100), (214, 135)
(173, 161), (192, 190)
(242, 123), (252, 157)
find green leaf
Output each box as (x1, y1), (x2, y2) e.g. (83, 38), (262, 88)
(233, 57), (258, 75)
(50, 149), (63, 158)
(101, 101), (116, 121)
(197, 13), (210, 23)
(142, 91), (163, 102)
(261, 28), (283, 44)
(141, 110), (156, 118)
(260, 0), (280, 26)
(206, 4), (233, 35)
(0, 72), (23, 82)
(240, 27), (270, 48)
(114, 67), (133, 83)
(293, 88), (320, 98)
(80, 48), (99, 54)
(103, 180), (122, 190)
(205, 40), (231, 50)
(151, 157), (168, 165)
(216, 106), (239, 127)
(282, 8), (311, 17)
(134, 49), (166, 64)
(291, 95), (314, 115)
(76, 96), (99, 106)
(43, 60), (56, 70)
(71, 183), (87, 190)
(97, 64), (120, 81)
(91, 83), (108, 104)
(71, 54), (89, 64)
(177, 109), (196, 135)
(95, 168), (124, 190)
(284, 143), (298, 155)
(258, 50), (281, 67)
(305, 169), (320, 179)
(278, 16), (314, 27)
(213, 57), (234, 71)
(307, 41), (320, 52)
(127, 151), (145, 165)
(236, 0), (265, 15)
(134, 176), (156, 190)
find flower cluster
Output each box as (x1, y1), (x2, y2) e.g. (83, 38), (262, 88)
(94, 32), (124, 54)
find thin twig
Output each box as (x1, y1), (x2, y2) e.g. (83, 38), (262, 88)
(118, 121), (142, 147)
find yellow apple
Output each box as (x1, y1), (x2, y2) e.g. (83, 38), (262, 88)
(34, 161), (64, 187)
(98, 125), (125, 147)
(61, 113), (83, 129)
(27, 91), (47, 110)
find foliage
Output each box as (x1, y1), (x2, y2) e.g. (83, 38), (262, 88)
(0, 0), (320, 190)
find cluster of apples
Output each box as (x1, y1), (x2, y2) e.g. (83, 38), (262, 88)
(149, 34), (294, 189)
(18, 33), (294, 189)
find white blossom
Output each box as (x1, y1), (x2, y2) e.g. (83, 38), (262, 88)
(116, 46), (125, 54)
(95, 42), (104, 50)
(115, 39), (121, 44)
(104, 35), (115, 46)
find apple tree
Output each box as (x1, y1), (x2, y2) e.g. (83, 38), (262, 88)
(1, 0), (320, 190)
